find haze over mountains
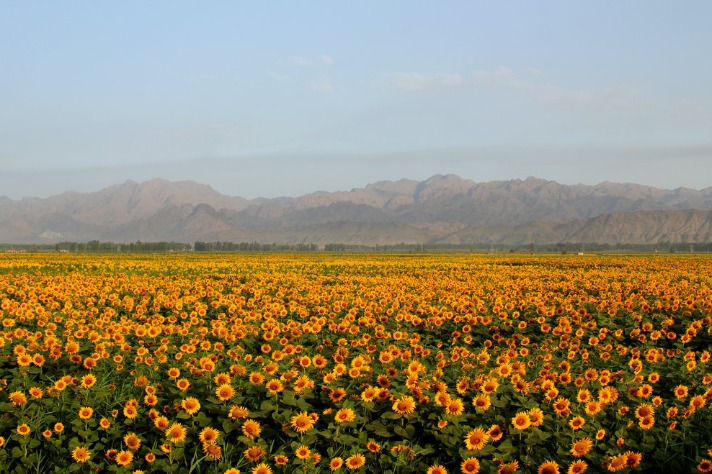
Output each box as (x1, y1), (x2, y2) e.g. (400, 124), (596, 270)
(2, 175), (712, 246)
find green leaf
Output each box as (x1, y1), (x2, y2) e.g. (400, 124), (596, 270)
(367, 421), (392, 438)
(194, 411), (212, 427)
(380, 412), (401, 420)
(281, 391), (297, 406)
(222, 420), (239, 434)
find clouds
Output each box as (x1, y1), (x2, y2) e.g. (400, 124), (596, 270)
(387, 65), (637, 110)
(288, 54), (334, 67)
(272, 53), (335, 94)
(387, 72), (465, 91)
(288, 55), (310, 66)
(472, 66), (638, 110)
(310, 77), (333, 94)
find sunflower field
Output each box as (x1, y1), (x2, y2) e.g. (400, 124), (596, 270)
(1, 253), (712, 474)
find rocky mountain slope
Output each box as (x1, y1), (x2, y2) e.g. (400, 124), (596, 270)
(2, 175), (711, 245)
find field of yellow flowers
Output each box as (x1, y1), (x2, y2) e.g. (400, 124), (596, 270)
(1, 253), (712, 474)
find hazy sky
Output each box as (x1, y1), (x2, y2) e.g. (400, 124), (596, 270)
(2, 1), (711, 199)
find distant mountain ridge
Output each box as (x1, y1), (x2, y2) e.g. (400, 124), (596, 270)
(2, 175), (712, 245)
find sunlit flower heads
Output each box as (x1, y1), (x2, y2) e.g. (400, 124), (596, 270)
(392, 395), (416, 415)
(181, 397), (201, 415)
(290, 412), (315, 433)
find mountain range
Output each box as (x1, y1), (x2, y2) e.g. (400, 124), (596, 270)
(2, 174), (712, 246)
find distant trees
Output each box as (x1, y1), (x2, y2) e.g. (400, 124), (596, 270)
(193, 241), (318, 252)
(53, 241), (192, 253)
(2, 240), (712, 254)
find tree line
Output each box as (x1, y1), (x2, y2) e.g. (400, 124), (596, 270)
(1, 240), (711, 254)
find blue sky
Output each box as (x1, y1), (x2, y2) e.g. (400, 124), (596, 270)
(2, 1), (711, 199)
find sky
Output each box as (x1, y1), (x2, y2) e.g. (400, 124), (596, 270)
(2, 1), (711, 200)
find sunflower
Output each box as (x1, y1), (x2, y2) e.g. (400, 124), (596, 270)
(176, 378), (191, 391)
(366, 441), (381, 453)
(181, 397), (201, 415)
(487, 424), (504, 442)
(295, 445), (311, 460)
(481, 377), (499, 394)
(244, 445), (267, 462)
(392, 395), (416, 415)
(698, 460), (712, 473)
(624, 451), (642, 468)
(214, 372), (232, 385)
(123, 404), (138, 419)
(553, 398), (571, 417)
(335, 408), (357, 423)
(598, 387), (618, 405)
(249, 373), (265, 386)
(691, 395), (706, 409)
(464, 427), (489, 450)
(638, 416), (655, 430)
(427, 466), (448, 474)
(290, 411), (315, 433)
(143, 393), (158, 407)
(265, 379), (285, 395)
(204, 443), (222, 461)
(634, 403), (654, 419)
(528, 407), (545, 427)
(498, 460), (520, 474)
(435, 391), (451, 406)
(124, 432), (141, 450)
(28, 387), (43, 399)
(242, 419), (261, 439)
(607, 454), (627, 472)
(460, 457), (481, 474)
(576, 389), (592, 403)
(472, 394), (491, 411)
(329, 388), (346, 402)
(330, 457), (344, 471)
(80, 374), (97, 389)
(570, 438), (593, 457)
(569, 416), (585, 430)
(345, 453), (366, 470)
(446, 398), (465, 416)
(71, 446), (91, 463)
(154, 416), (169, 430)
(215, 383), (235, 402)
(78, 406), (94, 420)
(567, 460), (588, 474)
(361, 386), (379, 402)
(538, 461), (560, 474)
(166, 423), (187, 444)
(638, 384), (653, 398)
(9, 391), (27, 406)
(274, 454), (289, 466)
(199, 427), (220, 445)
(229, 405), (250, 420)
(54, 422), (64, 433)
(252, 464), (273, 474)
(115, 450), (134, 467)
(512, 411), (531, 430)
